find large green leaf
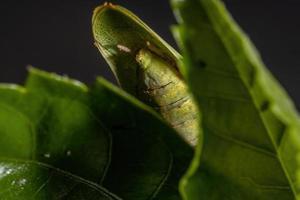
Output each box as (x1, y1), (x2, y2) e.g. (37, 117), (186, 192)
(0, 69), (121, 199)
(90, 78), (193, 200)
(0, 68), (193, 199)
(172, 0), (300, 199)
(0, 68), (111, 183)
(92, 3), (199, 146)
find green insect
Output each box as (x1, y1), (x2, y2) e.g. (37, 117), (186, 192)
(92, 3), (199, 146)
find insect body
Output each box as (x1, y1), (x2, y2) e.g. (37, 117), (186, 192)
(136, 48), (198, 145)
(92, 3), (199, 146)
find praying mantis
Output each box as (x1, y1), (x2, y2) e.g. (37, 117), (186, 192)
(92, 3), (199, 146)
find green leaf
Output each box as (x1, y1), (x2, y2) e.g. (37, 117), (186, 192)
(0, 69), (117, 198)
(0, 68), (111, 183)
(172, 0), (300, 199)
(92, 3), (200, 146)
(90, 78), (193, 200)
(0, 67), (193, 199)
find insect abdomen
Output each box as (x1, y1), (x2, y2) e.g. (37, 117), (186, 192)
(136, 48), (199, 146)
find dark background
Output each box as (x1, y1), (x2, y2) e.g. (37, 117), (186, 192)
(0, 1), (299, 109)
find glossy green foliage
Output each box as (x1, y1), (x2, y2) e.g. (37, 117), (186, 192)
(172, 0), (300, 199)
(92, 3), (199, 146)
(0, 68), (192, 199)
(0, 69), (118, 199)
(0, 68), (111, 183)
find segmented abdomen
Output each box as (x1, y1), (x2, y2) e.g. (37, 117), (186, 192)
(136, 48), (199, 146)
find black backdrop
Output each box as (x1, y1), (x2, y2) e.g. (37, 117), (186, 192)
(0, 0), (299, 109)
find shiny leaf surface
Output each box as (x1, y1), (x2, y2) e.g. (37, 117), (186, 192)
(0, 68), (193, 199)
(0, 69), (119, 199)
